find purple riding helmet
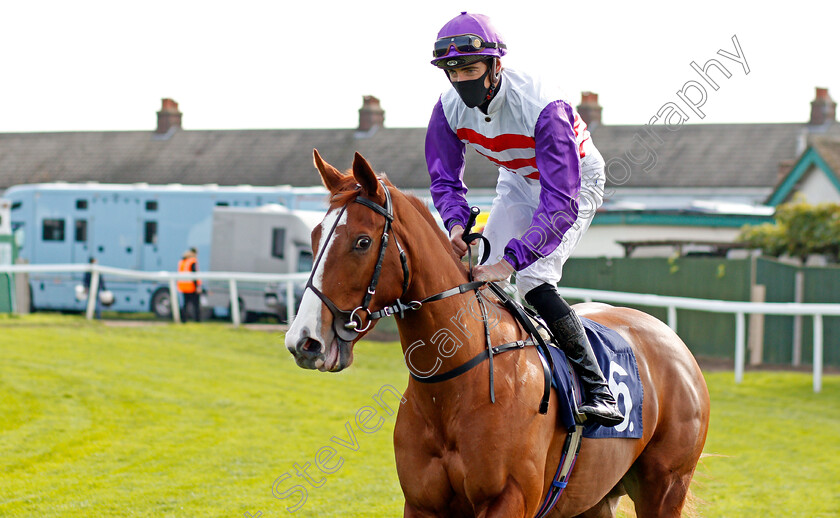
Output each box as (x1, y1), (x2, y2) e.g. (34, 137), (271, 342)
(431, 12), (507, 70)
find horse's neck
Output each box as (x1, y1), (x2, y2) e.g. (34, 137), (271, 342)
(392, 217), (525, 389)
(396, 290), (522, 356)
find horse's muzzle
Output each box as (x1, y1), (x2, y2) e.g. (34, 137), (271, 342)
(290, 337), (323, 369)
(289, 335), (352, 372)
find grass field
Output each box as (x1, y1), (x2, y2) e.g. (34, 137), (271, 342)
(1, 314), (838, 517)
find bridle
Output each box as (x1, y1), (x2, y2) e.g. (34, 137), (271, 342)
(303, 180), (552, 414)
(304, 181), (410, 342)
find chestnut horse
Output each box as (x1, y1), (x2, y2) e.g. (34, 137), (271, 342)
(285, 150), (710, 517)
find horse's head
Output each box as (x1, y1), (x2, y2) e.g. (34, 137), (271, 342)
(285, 150), (413, 372)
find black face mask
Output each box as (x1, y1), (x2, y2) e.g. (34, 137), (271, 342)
(451, 67), (492, 108)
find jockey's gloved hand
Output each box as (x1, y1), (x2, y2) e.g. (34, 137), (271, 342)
(473, 259), (515, 283)
(448, 225), (469, 258)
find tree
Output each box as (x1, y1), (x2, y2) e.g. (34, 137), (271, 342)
(736, 197), (840, 263)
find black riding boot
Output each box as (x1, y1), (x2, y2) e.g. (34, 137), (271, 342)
(526, 284), (624, 427)
(550, 310), (624, 427)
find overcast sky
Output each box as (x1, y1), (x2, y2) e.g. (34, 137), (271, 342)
(2, 0), (838, 133)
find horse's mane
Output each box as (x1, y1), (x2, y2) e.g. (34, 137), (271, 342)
(397, 189), (469, 274)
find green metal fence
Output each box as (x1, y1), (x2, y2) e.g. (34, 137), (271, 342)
(802, 266), (840, 366)
(756, 258), (840, 366)
(562, 256), (840, 366)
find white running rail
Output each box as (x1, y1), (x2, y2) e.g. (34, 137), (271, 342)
(1, 264), (837, 392)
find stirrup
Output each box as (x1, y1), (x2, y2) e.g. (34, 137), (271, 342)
(579, 399), (623, 427)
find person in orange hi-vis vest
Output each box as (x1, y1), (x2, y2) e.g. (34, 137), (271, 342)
(177, 247), (202, 322)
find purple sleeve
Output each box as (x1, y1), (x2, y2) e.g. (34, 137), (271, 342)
(425, 99), (470, 232)
(503, 100), (582, 270)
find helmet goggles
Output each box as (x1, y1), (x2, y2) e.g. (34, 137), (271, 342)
(433, 34), (506, 58)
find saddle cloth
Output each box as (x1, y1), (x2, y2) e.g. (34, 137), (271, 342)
(538, 317), (644, 439)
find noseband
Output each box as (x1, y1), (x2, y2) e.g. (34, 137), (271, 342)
(304, 182), (410, 342)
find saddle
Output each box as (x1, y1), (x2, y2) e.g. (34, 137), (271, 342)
(488, 282), (644, 438)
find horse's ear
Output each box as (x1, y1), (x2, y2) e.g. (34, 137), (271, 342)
(313, 149), (346, 193)
(352, 152), (381, 197)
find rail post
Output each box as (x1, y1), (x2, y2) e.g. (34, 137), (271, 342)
(667, 305), (677, 331)
(813, 314), (823, 393)
(85, 269), (100, 320)
(169, 278), (181, 323)
(229, 279), (241, 327)
(734, 311), (746, 384)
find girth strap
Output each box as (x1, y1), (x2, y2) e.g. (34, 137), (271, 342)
(534, 424), (583, 518)
(487, 282), (554, 415)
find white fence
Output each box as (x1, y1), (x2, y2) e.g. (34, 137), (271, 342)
(1, 264), (837, 392)
(559, 287), (840, 393)
(0, 263), (309, 327)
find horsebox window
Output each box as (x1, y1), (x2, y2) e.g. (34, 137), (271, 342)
(42, 218), (65, 242)
(297, 250), (313, 272)
(75, 219), (87, 242)
(271, 228), (286, 259)
(145, 200), (158, 211)
(144, 221), (158, 245)
(76, 199), (88, 210)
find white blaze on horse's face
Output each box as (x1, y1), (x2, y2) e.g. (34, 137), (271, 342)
(285, 207), (347, 370)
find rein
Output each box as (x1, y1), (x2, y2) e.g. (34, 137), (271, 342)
(303, 183), (551, 414)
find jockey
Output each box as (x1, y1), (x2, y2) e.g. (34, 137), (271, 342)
(425, 12), (623, 427)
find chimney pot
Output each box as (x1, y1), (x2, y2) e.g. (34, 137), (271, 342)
(156, 98), (183, 134)
(809, 87), (836, 126)
(576, 91), (602, 128)
(358, 95), (385, 132)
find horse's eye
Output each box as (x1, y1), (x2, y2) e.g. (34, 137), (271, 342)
(355, 236), (372, 250)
